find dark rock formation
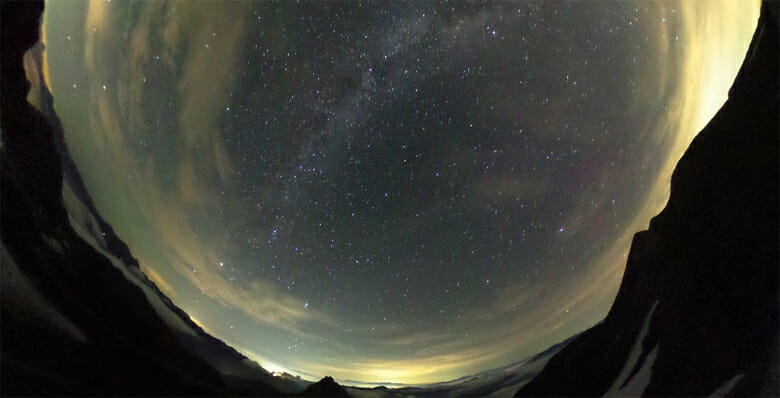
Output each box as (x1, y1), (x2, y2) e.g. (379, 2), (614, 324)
(516, 2), (778, 397)
(299, 376), (350, 397)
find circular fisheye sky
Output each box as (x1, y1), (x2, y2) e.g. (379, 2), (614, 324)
(42, 0), (757, 385)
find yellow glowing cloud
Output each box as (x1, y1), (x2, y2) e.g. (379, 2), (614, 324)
(653, 0), (758, 191)
(140, 261), (176, 299)
(39, 22), (52, 91)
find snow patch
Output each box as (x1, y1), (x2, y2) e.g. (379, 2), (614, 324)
(618, 344), (659, 396)
(604, 300), (659, 396)
(708, 373), (744, 397)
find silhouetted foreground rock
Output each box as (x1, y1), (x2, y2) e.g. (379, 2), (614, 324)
(516, 3), (778, 397)
(299, 377), (350, 397)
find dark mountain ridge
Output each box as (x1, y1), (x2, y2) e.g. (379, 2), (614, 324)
(517, 2), (778, 396)
(300, 376), (350, 397)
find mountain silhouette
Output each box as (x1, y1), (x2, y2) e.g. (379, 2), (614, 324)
(299, 376), (350, 397)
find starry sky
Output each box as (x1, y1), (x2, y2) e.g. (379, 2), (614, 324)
(41, 0), (757, 385)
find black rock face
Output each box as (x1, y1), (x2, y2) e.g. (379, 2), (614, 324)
(517, 3), (778, 397)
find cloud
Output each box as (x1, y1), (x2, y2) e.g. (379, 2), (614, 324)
(75, 0), (339, 342)
(138, 180), (328, 334)
(51, 0), (760, 385)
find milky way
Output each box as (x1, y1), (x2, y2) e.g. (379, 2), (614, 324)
(42, 0), (757, 384)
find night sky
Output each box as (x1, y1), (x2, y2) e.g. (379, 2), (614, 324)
(41, 0), (757, 385)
